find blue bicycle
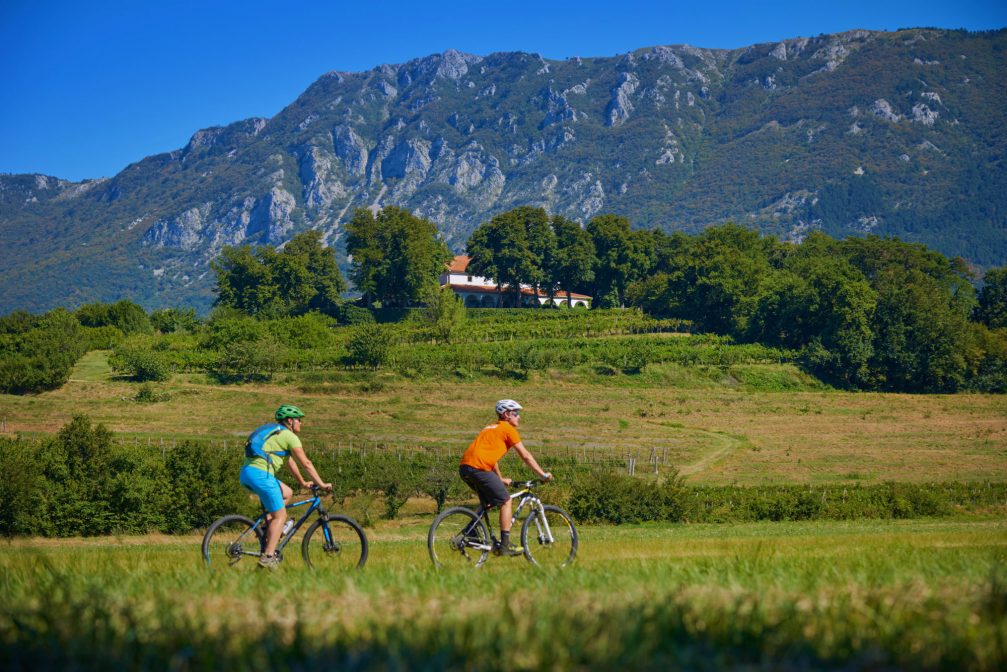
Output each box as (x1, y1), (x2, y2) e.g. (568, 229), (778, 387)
(202, 485), (368, 570)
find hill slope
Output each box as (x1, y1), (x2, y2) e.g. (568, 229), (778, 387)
(1, 28), (1005, 313)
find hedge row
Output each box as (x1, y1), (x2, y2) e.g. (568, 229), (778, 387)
(567, 474), (1007, 524)
(2, 419), (1003, 537)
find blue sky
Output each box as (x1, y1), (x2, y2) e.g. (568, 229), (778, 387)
(2, 0), (1004, 181)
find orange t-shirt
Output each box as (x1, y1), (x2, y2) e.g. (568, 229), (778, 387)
(460, 422), (522, 471)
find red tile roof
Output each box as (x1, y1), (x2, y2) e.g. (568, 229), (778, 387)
(447, 255), (471, 272)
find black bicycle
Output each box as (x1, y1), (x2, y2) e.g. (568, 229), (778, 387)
(428, 479), (578, 569)
(202, 485), (368, 570)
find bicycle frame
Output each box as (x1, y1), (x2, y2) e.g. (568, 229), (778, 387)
(243, 493), (324, 557)
(464, 483), (557, 551)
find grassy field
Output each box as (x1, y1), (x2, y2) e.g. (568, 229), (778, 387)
(3, 345), (1006, 668)
(1, 351), (1005, 485)
(2, 517), (1005, 670)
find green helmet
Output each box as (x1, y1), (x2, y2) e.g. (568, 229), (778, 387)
(275, 404), (305, 422)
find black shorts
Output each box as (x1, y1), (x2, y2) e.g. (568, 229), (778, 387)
(459, 464), (510, 507)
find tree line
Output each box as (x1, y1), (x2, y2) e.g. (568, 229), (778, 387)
(2, 205), (1006, 394)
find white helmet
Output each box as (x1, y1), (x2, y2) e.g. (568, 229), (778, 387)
(495, 399), (523, 416)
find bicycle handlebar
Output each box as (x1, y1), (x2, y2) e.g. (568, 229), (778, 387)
(512, 478), (552, 490)
(308, 484), (333, 496)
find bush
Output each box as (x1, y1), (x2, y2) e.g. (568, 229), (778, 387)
(209, 335), (283, 383)
(134, 383), (170, 403)
(344, 324), (393, 369)
(0, 309), (88, 393)
(110, 346), (171, 382)
(568, 471), (688, 524)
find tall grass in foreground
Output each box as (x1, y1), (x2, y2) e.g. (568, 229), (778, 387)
(1, 519), (1004, 670)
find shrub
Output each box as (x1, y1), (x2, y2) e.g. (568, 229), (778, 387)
(209, 335), (283, 383)
(568, 471), (688, 524)
(110, 346), (172, 382)
(344, 324), (393, 369)
(135, 383), (170, 403)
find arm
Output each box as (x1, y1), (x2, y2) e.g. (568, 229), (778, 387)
(289, 444), (331, 490)
(511, 442), (551, 480)
(493, 461), (512, 486)
(286, 458), (309, 489)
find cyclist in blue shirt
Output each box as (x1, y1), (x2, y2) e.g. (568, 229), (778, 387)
(239, 404), (331, 569)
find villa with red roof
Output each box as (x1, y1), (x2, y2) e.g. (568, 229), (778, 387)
(440, 256), (593, 308)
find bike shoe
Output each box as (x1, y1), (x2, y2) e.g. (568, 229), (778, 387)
(257, 553), (280, 570)
(494, 542), (525, 557)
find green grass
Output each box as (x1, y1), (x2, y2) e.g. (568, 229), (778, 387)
(2, 518), (1005, 670)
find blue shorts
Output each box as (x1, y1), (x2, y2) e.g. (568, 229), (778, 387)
(240, 466), (285, 512)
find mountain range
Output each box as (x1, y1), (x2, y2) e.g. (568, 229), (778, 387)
(1, 27), (1005, 314)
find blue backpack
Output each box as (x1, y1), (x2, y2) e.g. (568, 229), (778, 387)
(245, 423), (288, 471)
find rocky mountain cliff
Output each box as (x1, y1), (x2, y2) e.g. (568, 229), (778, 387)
(2, 28), (1005, 313)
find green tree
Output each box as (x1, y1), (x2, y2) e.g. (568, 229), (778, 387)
(76, 300), (152, 335)
(280, 230), (345, 314)
(678, 224), (777, 335)
(550, 215), (596, 307)
(749, 235), (877, 387)
(517, 206), (556, 305)
(211, 230), (345, 318)
(586, 214), (651, 308)
(345, 207), (452, 308)
(150, 307), (199, 334)
(869, 267), (972, 392)
(840, 236), (976, 392)
(211, 245), (281, 317)
(467, 209), (537, 307)
(976, 267), (1007, 329)
(423, 285), (467, 343)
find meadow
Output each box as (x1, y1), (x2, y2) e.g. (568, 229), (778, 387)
(3, 350), (1005, 485)
(2, 517), (1004, 670)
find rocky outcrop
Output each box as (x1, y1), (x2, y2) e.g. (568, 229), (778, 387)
(299, 146), (345, 209)
(911, 103), (939, 125)
(607, 72), (639, 127)
(333, 125), (369, 176)
(143, 203), (214, 251)
(869, 99), (902, 122)
(248, 188), (297, 243)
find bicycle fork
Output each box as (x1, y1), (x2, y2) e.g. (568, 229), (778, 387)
(523, 498), (557, 546)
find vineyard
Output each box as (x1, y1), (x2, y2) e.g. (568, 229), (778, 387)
(104, 308), (796, 380)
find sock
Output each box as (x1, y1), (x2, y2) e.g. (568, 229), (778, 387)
(500, 530), (510, 547)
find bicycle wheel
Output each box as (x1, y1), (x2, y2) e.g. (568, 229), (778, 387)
(301, 515), (368, 570)
(521, 505), (578, 568)
(201, 514), (264, 570)
(428, 507), (491, 569)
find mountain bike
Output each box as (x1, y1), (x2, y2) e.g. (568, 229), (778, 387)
(202, 485), (368, 570)
(428, 479), (577, 569)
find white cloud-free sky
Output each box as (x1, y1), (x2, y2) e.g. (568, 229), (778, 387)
(2, 0), (1004, 181)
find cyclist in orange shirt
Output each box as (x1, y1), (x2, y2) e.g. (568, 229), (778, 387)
(459, 399), (552, 555)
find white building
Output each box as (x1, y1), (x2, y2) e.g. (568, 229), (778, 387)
(440, 255), (593, 308)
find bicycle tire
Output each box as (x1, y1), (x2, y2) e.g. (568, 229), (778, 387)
(428, 506), (491, 569)
(301, 515), (368, 570)
(201, 514), (264, 570)
(521, 504), (578, 568)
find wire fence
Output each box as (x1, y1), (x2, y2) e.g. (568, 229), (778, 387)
(4, 425), (674, 475)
